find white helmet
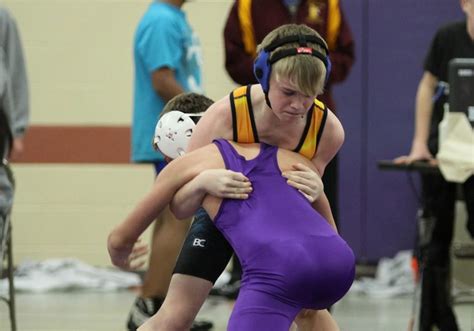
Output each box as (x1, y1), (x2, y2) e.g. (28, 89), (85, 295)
(153, 110), (201, 159)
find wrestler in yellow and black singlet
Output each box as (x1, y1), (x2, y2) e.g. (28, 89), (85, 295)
(230, 85), (327, 159)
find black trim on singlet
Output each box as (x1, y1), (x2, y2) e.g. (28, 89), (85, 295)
(230, 90), (238, 142)
(293, 105), (314, 153)
(315, 106), (328, 150)
(246, 85), (260, 143)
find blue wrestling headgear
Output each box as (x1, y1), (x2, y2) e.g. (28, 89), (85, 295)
(253, 34), (331, 96)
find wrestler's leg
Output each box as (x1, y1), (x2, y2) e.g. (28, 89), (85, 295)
(294, 309), (340, 331)
(228, 289), (299, 331)
(141, 206), (191, 298)
(127, 161), (196, 330)
(139, 209), (234, 330)
(127, 206), (194, 330)
(138, 274), (213, 331)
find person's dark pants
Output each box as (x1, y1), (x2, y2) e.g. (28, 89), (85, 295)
(418, 174), (474, 331)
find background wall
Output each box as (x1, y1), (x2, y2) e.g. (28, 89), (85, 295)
(5, 0), (237, 267)
(336, 0), (465, 262)
(3, 0), (470, 268)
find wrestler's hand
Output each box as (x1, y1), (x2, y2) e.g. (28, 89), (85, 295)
(282, 163), (323, 203)
(107, 232), (148, 271)
(197, 169), (252, 199)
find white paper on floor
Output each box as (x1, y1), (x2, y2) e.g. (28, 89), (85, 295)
(213, 270), (231, 289)
(350, 250), (415, 298)
(0, 258), (141, 293)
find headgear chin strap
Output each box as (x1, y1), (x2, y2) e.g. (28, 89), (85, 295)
(253, 34), (331, 107)
(153, 110), (204, 159)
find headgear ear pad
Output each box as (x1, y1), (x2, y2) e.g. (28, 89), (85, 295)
(253, 34), (331, 94)
(153, 111), (196, 159)
(253, 49), (272, 93)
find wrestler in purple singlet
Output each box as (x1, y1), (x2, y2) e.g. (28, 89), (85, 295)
(212, 139), (355, 331)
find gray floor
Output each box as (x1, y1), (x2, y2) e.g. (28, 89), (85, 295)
(0, 290), (472, 331)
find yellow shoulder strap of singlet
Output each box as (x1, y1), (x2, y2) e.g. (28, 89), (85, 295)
(327, 0), (341, 51)
(314, 98), (325, 110)
(297, 100), (327, 159)
(231, 86), (256, 143)
(238, 0), (257, 57)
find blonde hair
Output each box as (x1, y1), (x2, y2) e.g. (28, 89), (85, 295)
(257, 24), (328, 97)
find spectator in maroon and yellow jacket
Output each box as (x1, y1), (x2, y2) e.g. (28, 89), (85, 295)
(215, 0), (355, 298)
(223, 0), (355, 113)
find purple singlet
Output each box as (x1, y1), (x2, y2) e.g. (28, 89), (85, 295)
(212, 139), (355, 331)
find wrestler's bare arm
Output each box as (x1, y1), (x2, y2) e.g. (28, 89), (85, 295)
(311, 110), (344, 231)
(170, 168), (251, 219)
(108, 145), (221, 268)
(285, 113), (344, 327)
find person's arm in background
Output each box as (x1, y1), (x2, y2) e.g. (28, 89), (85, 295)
(223, 1), (257, 85)
(326, 6), (355, 87)
(0, 6), (29, 160)
(394, 72), (438, 164)
(394, 20), (446, 165)
(138, 18), (187, 103)
(0, 51), (13, 155)
(410, 72), (438, 160)
(152, 68), (185, 103)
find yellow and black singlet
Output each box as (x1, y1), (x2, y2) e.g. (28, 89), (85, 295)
(229, 85), (328, 160)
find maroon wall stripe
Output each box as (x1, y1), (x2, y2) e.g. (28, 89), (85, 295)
(15, 126), (132, 164)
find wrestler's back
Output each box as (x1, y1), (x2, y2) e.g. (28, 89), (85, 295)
(204, 140), (355, 309)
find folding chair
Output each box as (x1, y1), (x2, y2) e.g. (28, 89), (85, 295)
(0, 162), (16, 331)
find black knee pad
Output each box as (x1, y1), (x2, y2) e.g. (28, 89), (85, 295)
(173, 208), (234, 283)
